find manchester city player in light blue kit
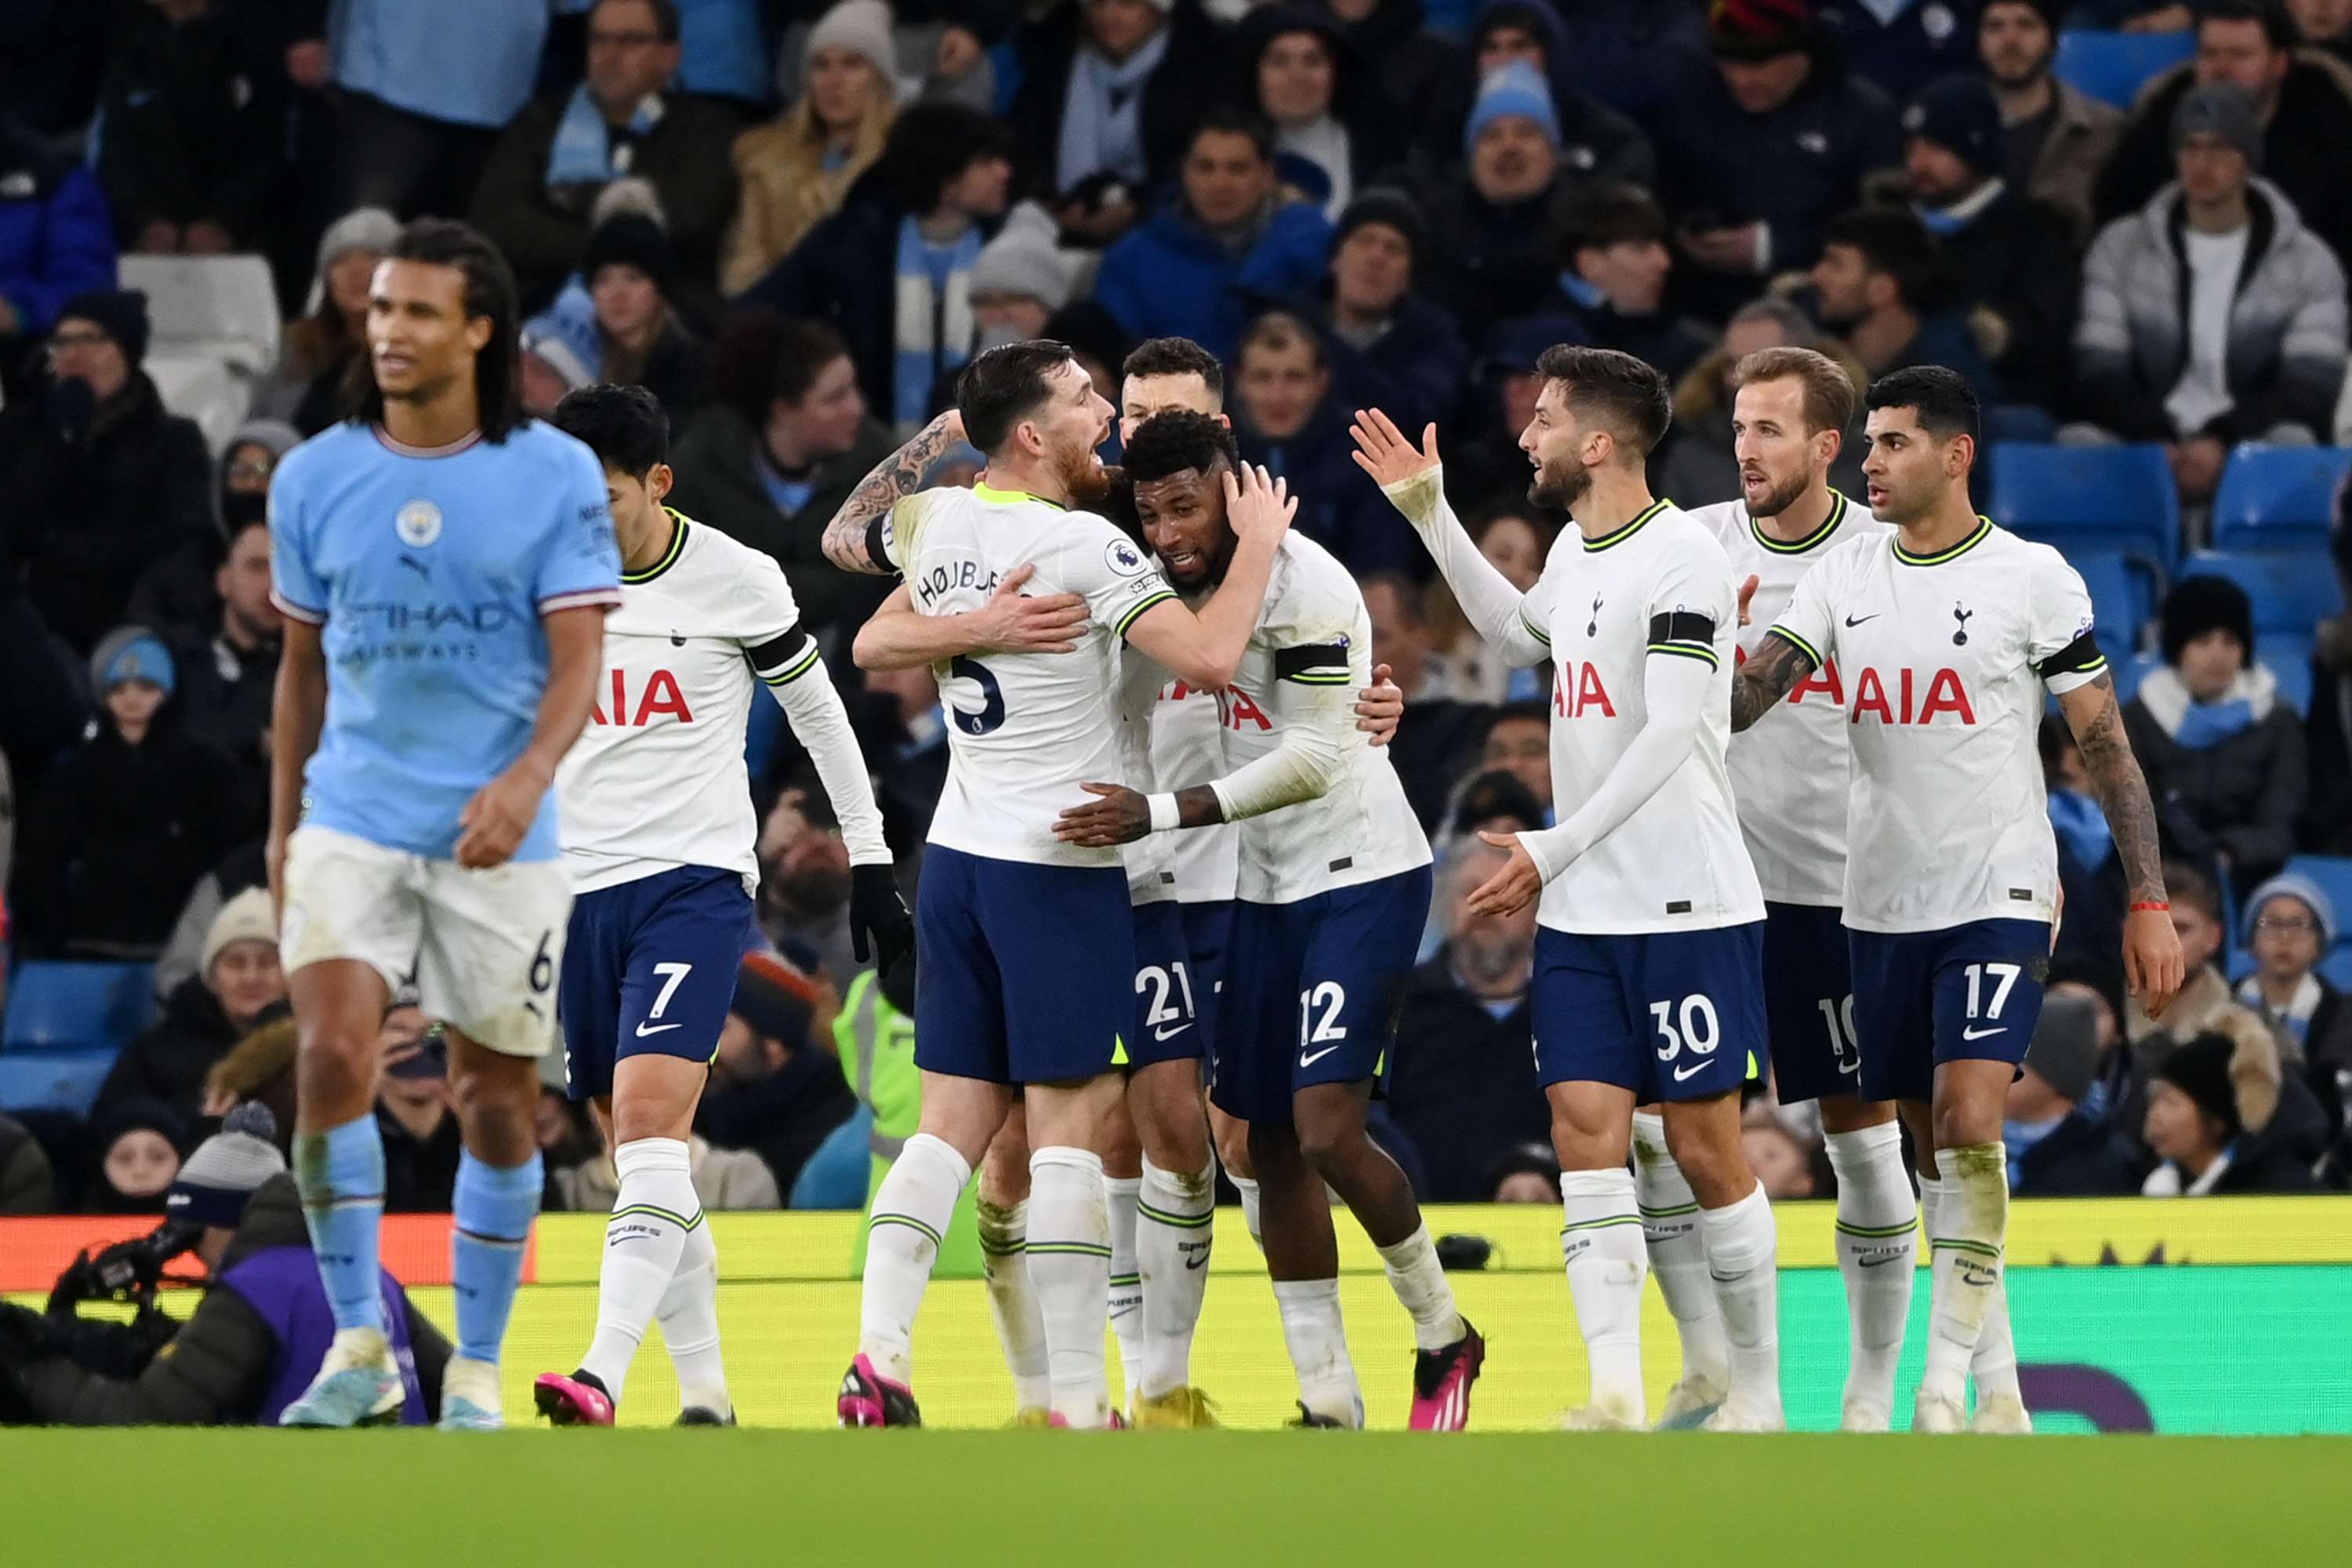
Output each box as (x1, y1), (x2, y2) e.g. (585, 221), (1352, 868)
(266, 220), (622, 1429)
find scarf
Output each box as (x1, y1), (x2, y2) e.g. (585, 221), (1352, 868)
(2132, 663), (2274, 750)
(2142, 1146), (2234, 1196)
(2047, 786), (2114, 872)
(2238, 971), (2325, 1051)
(1056, 30), (1170, 193)
(548, 85), (665, 191)
(893, 216), (981, 437)
(1276, 116), (1352, 220)
(1916, 178), (2007, 238)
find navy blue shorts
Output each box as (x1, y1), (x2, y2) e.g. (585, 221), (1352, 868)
(1848, 918), (2050, 1104)
(1180, 900), (1235, 1056)
(1128, 898), (1205, 1069)
(1532, 922), (1768, 1102)
(914, 846), (1135, 1086)
(1210, 867), (1433, 1127)
(1762, 901), (1864, 1105)
(557, 865), (754, 1102)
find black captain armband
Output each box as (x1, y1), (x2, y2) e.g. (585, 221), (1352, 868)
(1646, 610), (1720, 669)
(1274, 643), (1353, 685)
(865, 514), (895, 575)
(2034, 631), (2108, 683)
(751, 623), (823, 688)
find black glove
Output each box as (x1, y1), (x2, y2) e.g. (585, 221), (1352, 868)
(848, 862), (914, 971)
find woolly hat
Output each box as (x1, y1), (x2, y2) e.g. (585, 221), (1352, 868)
(970, 217), (1077, 311)
(227, 418), (303, 463)
(2243, 872), (2339, 949)
(2158, 1032), (2243, 1138)
(804, 0), (900, 97)
(521, 281), (603, 393)
(1464, 60), (1559, 158)
(90, 626), (176, 700)
(166, 1103), (287, 1229)
(2023, 989), (2102, 1105)
(315, 206), (401, 278)
(2159, 573), (2256, 666)
(57, 289), (151, 365)
(203, 887), (279, 975)
(1335, 187), (1426, 260)
(1708, 0), (1817, 61)
(583, 212), (678, 299)
(2173, 82), (2264, 169)
(1904, 74), (2004, 179)
(731, 950), (819, 1050)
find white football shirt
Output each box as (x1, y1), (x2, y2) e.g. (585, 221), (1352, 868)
(1518, 501), (1763, 935)
(1150, 679), (1240, 903)
(891, 482), (1176, 869)
(1766, 519), (2107, 934)
(1218, 534), (1431, 904)
(1694, 491), (1889, 907)
(1114, 648), (1180, 906)
(559, 514), (811, 895)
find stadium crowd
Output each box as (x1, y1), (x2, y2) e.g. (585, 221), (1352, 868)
(3, 0), (2352, 1222)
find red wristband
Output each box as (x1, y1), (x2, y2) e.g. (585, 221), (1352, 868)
(2130, 902), (2169, 913)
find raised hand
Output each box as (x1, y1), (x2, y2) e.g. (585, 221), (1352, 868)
(1348, 408), (1442, 490)
(1224, 463), (1298, 548)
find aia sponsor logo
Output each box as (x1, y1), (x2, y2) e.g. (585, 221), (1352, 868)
(591, 668), (695, 726)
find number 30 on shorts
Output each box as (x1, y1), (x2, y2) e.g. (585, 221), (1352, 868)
(1650, 993), (1720, 1062)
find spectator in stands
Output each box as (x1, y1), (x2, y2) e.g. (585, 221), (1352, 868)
(1231, 310), (1413, 575)
(2006, 989), (2136, 1195)
(167, 514), (281, 810)
(967, 205), (1083, 354)
(2, 289), (212, 655)
(1364, 572), (1497, 827)
(758, 776), (865, 985)
(1315, 0), (1469, 166)
(2237, 874), (2352, 1089)
(2141, 1024), (2324, 1193)
(1656, 1), (1902, 322)
(8, 631), (245, 960)
(2125, 574), (2309, 901)
(736, 102), (1013, 436)
(1742, 1118), (1821, 1200)
(667, 311), (895, 633)
(1446, 1), (1658, 187)
(470, 0), (746, 319)
(126, 418), (300, 644)
(376, 1007), (460, 1213)
(1301, 189), (1465, 436)
(554, 1115), (779, 1212)
(2073, 83), (2349, 492)
(1234, 6), (1404, 223)
(1441, 317), (1562, 514)
(2096, 1), (2352, 267)
(251, 209), (397, 436)
(1475, 702), (1552, 805)
(857, 661), (949, 838)
(1815, 0), (1984, 102)
(0, 111), (115, 387)
(699, 949), (858, 1196)
(198, 1010), (296, 1140)
(2291, 0), (2352, 61)
(0, 1112), (56, 1214)
(722, 2), (898, 296)
(91, 0), (289, 259)
(1901, 74), (2080, 412)
(1423, 506), (1552, 705)
(1094, 109), (1334, 366)
(1978, 0), (2123, 244)
(1657, 297), (1869, 510)
(1486, 1142), (1563, 1203)
(579, 211), (709, 418)
(1383, 836), (1549, 1201)
(85, 1100), (186, 1214)
(2304, 495), (2352, 852)
(96, 888), (284, 1124)
(1540, 184), (1712, 386)
(1014, 0), (1225, 238)
(2129, 861), (2274, 1051)
(1809, 208), (1998, 390)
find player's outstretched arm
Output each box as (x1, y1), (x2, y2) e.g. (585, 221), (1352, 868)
(1122, 464), (1294, 690)
(851, 566), (1090, 672)
(2058, 670), (2185, 1018)
(455, 604), (607, 869)
(266, 619), (328, 916)
(1350, 408), (1550, 668)
(822, 408), (966, 574)
(1729, 631), (1817, 731)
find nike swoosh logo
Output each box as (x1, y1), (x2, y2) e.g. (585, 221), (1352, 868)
(1152, 1024), (1190, 1042)
(1673, 1062), (1708, 1081)
(635, 1022), (684, 1037)
(1184, 1254), (1208, 1270)
(1961, 1025), (2005, 1041)
(1844, 613), (1880, 627)
(1300, 1045), (1342, 1068)
(1857, 1254), (1907, 1268)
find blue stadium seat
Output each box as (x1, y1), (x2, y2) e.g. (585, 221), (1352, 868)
(0, 1052), (114, 1116)
(2053, 29), (2195, 109)
(2210, 446), (2352, 551)
(2178, 550), (2347, 634)
(2284, 857), (2352, 934)
(2069, 550), (2152, 666)
(789, 1105), (875, 1210)
(2325, 949), (2352, 990)
(2, 961), (158, 1054)
(2114, 649), (2163, 704)
(2261, 634), (2314, 716)
(1988, 442), (2180, 568)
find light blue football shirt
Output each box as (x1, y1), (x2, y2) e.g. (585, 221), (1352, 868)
(269, 420), (622, 862)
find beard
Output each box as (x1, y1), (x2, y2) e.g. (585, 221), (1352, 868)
(1055, 438), (1112, 506)
(1528, 450), (1591, 510)
(1748, 467), (1812, 521)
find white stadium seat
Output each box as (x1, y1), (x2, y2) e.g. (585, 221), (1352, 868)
(144, 351), (252, 456)
(118, 254), (281, 453)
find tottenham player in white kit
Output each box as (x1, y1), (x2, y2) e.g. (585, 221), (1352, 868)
(1056, 410), (1481, 1431)
(818, 340), (1291, 1428)
(1733, 366), (2183, 1433)
(1356, 347), (1784, 1432)
(528, 386), (913, 1428)
(1684, 348), (1918, 1432)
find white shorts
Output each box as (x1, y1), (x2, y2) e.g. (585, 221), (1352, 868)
(280, 823), (574, 1058)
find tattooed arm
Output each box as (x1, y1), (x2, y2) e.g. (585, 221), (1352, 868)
(819, 409), (965, 574)
(1728, 632), (1817, 731)
(2058, 670), (2186, 1017)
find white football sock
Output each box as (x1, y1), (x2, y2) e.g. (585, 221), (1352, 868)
(1229, 1174), (1265, 1252)
(1559, 1167), (1648, 1423)
(1137, 1159), (1214, 1399)
(858, 1132), (971, 1386)
(1921, 1144), (2007, 1407)
(1374, 1221), (1465, 1352)
(579, 1138), (697, 1406)
(978, 1194), (1050, 1414)
(1028, 1146), (1113, 1428)
(1272, 1277), (1363, 1427)
(655, 1214), (728, 1417)
(1924, 1172), (2024, 1406)
(1700, 1184), (1781, 1414)
(1632, 1113), (1727, 1390)
(1103, 1175), (1144, 1411)
(1824, 1123), (1917, 1417)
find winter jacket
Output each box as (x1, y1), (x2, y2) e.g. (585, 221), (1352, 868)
(171, 629), (278, 813)
(1320, 0), (1470, 164)
(1815, 0), (1985, 103)
(2074, 181), (2348, 444)
(1305, 287), (1469, 437)
(1229, 5), (1410, 206)
(2011, 80), (2123, 245)
(2011, 1108), (2135, 1197)
(699, 1046), (859, 1199)
(2307, 640), (2352, 854)
(0, 115), (115, 342)
(1935, 182), (2082, 412)
(1094, 198), (1335, 366)
(666, 404), (898, 635)
(151, 840), (267, 1004)
(720, 100), (891, 296)
(12, 1174), (450, 1425)
(1236, 401), (1421, 579)
(2, 371), (215, 655)
(1531, 291), (1714, 387)
(379, 1103), (463, 1214)
(96, 977), (270, 1125)
(1382, 953), (1550, 1202)
(2096, 51), (2352, 269)
(1011, 0), (1230, 201)
(467, 89), (747, 320)
(88, 5), (289, 245)
(9, 724), (246, 960)
(1410, 173), (1586, 350)
(2123, 665), (2308, 898)
(0, 1112), (57, 1214)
